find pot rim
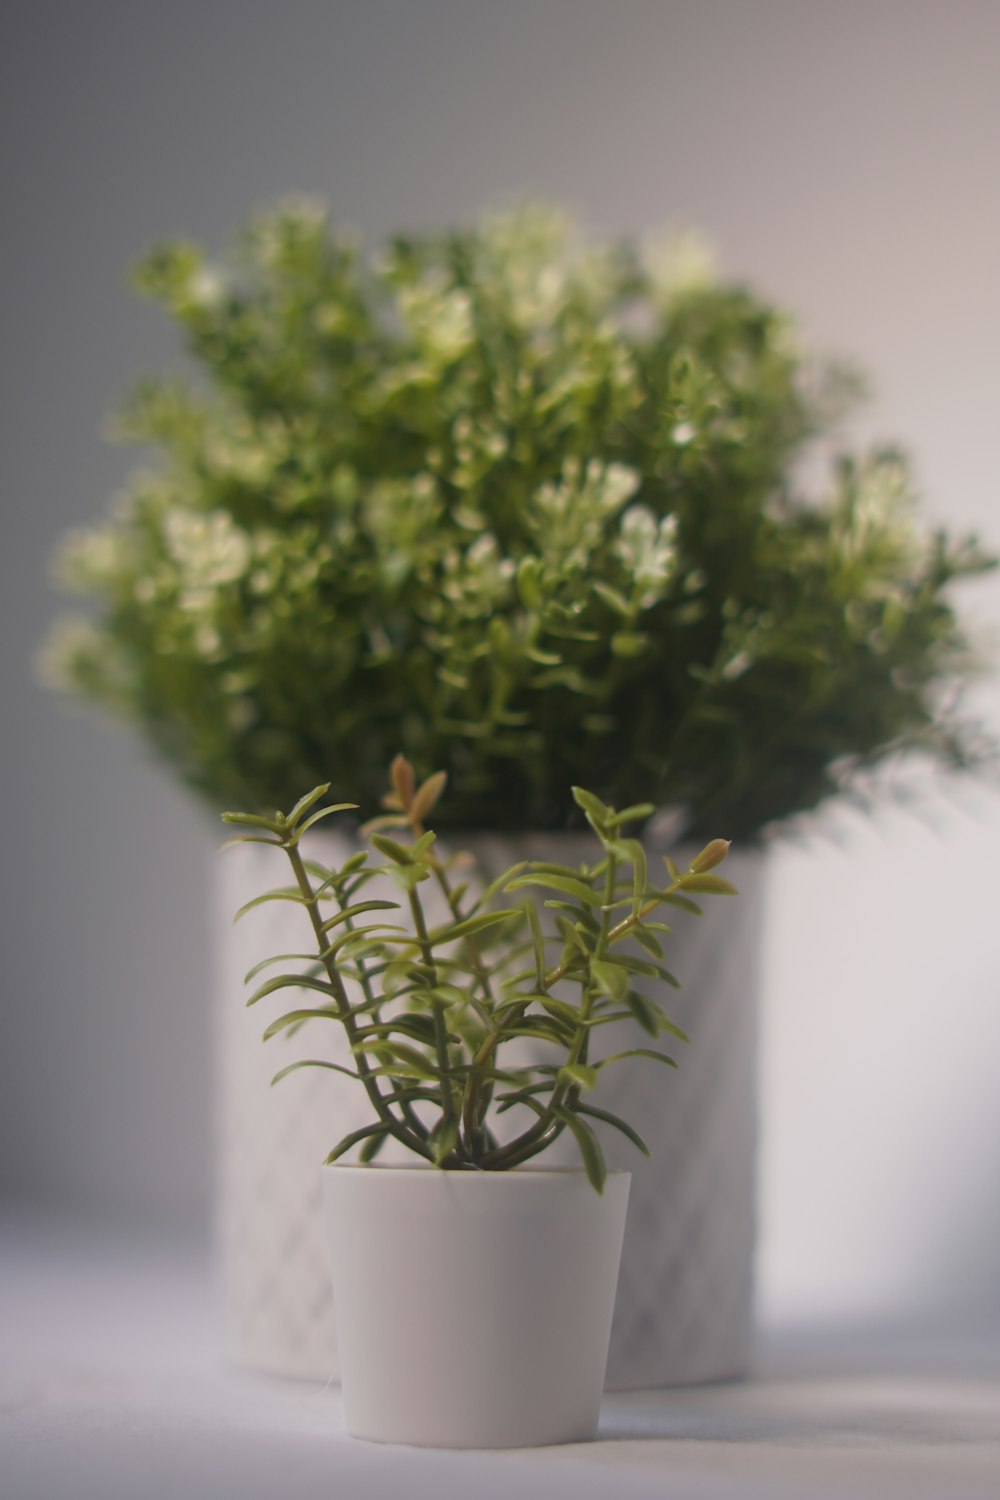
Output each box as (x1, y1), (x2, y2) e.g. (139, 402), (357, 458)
(322, 1162), (631, 1181)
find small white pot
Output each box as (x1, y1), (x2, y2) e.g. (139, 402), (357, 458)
(323, 1164), (630, 1448)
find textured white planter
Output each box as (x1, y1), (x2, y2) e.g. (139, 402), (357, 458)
(323, 1165), (630, 1448)
(214, 824), (765, 1387)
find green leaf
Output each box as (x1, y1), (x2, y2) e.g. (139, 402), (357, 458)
(554, 1107), (607, 1193)
(524, 901), (547, 988)
(410, 829), (438, 860)
(575, 1103), (651, 1157)
(221, 810), (283, 832)
(247, 973), (341, 1008)
(534, 995), (585, 1029)
(271, 1058), (358, 1086)
(599, 1047), (678, 1069)
(232, 887), (308, 923)
(679, 872), (739, 896)
(359, 1128), (391, 1164)
(591, 958), (628, 1002)
(469, 861), (528, 913)
(625, 839), (647, 916)
(263, 1007), (344, 1040)
(663, 892), (703, 917)
(361, 1040), (439, 1080)
(371, 833), (416, 864)
(321, 922), (406, 959)
(558, 1063), (599, 1092)
(688, 838), (732, 874)
(571, 786), (613, 828)
(505, 872), (602, 906)
(634, 927), (664, 959)
(503, 1020), (572, 1046)
(219, 833), (282, 850)
(325, 1122), (396, 1165)
(286, 783), (331, 828)
(590, 581), (632, 618)
(429, 1116), (458, 1166)
(356, 1015), (438, 1046)
(243, 952), (317, 984)
(622, 989), (660, 1034)
(297, 802), (360, 835)
(427, 908), (523, 945)
(615, 803), (656, 827)
(321, 899), (400, 933)
(388, 862), (431, 892)
(554, 915), (588, 954)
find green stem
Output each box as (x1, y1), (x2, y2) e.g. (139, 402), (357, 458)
(476, 849), (619, 1171)
(284, 840), (432, 1162)
(407, 884), (456, 1129)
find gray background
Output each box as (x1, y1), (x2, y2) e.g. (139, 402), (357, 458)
(2, 0), (999, 1323)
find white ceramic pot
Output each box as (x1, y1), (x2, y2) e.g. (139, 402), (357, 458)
(323, 1164), (630, 1448)
(214, 825), (765, 1387)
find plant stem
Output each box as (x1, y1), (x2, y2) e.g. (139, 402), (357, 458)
(407, 884), (456, 1130)
(284, 840), (433, 1162)
(476, 848), (619, 1170)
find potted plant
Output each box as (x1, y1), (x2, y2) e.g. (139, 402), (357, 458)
(43, 201), (994, 1385)
(221, 757), (738, 1447)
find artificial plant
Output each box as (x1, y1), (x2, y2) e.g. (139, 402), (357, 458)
(222, 757), (737, 1190)
(47, 201), (994, 838)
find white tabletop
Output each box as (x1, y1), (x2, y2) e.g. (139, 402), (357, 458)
(2, 1210), (998, 1500)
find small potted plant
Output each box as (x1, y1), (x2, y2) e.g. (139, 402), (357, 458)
(222, 757), (737, 1447)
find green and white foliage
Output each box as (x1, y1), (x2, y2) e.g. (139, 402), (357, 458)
(48, 202), (994, 838)
(222, 758), (738, 1192)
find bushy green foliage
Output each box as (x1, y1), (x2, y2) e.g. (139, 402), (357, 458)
(47, 201), (994, 837)
(223, 757), (738, 1190)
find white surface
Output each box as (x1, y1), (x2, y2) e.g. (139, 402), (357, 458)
(2, 1212), (998, 1500)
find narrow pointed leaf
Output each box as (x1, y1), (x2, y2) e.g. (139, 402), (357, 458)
(371, 833), (416, 864)
(361, 1040), (439, 1080)
(571, 786), (612, 828)
(558, 1063), (599, 1092)
(598, 1047), (678, 1069)
(524, 901), (547, 988)
(359, 1128), (391, 1164)
(271, 1058), (358, 1086)
(321, 899), (400, 933)
(325, 1122), (396, 1165)
(219, 834), (282, 850)
(429, 1116), (458, 1166)
(233, 888), (309, 922)
(221, 810), (284, 832)
(663, 892), (703, 916)
(297, 802), (360, 835)
(263, 1007), (345, 1041)
(554, 1107), (607, 1193)
(427, 908), (522, 945)
(591, 958), (629, 1002)
(680, 872), (739, 896)
(243, 952), (317, 985)
(505, 872), (602, 907)
(286, 783), (331, 828)
(247, 973), (341, 1008)
(615, 803), (656, 827)
(575, 1103), (651, 1157)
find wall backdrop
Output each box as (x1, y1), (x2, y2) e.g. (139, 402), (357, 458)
(2, 0), (998, 1327)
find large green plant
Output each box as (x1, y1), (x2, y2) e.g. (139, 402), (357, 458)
(46, 201), (993, 837)
(222, 757), (737, 1190)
